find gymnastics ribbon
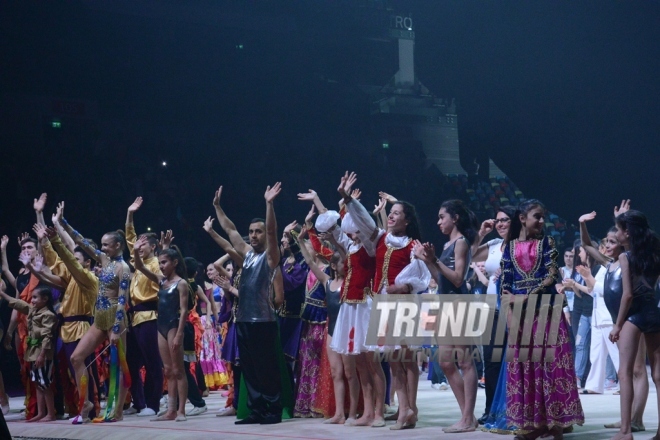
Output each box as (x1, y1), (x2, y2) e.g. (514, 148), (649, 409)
(117, 338), (131, 389)
(94, 344), (119, 423)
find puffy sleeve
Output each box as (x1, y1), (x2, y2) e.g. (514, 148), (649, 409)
(280, 255), (308, 292)
(344, 199), (381, 256)
(500, 241), (513, 295)
(395, 250), (431, 294)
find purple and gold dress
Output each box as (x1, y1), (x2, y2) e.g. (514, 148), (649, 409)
(501, 236), (584, 431)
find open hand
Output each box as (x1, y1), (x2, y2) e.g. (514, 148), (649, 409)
(378, 191), (397, 204)
(33, 193), (47, 213)
(52, 201), (65, 224)
(575, 265), (591, 278)
(159, 230), (174, 249)
(213, 186), (223, 207)
(203, 216), (215, 233)
(578, 211), (596, 223)
(18, 250), (31, 266)
(304, 205), (316, 225)
(128, 197), (143, 213)
(32, 254), (44, 272)
(614, 200), (631, 217)
(264, 182), (282, 203)
(350, 188), (362, 201)
(17, 233), (30, 247)
(283, 220), (298, 236)
(373, 198), (387, 215)
(297, 189), (317, 202)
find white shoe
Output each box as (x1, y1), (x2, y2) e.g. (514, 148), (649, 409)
(159, 396), (168, 408)
(137, 408), (156, 417)
(216, 407), (236, 417)
(186, 406), (207, 416)
(438, 382), (449, 390)
(100, 401), (107, 409)
(431, 383), (441, 390)
(124, 407), (138, 415)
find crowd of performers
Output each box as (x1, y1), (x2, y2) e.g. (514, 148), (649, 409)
(0, 171), (658, 440)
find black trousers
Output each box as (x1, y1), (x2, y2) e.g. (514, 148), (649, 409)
(481, 310), (504, 414)
(184, 361), (206, 408)
(236, 321), (281, 417)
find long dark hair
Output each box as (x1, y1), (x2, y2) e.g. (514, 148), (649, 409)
(616, 210), (660, 279)
(497, 205), (517, 221)
(393, 201), (422, 241)
(160, 246), (188, 280)
(571, 238), (596, 280)
(506, 199), (546, 244)
(440, 199), (479, 244)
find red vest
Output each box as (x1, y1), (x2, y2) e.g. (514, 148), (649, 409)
(372, 234), (414, 294)
(341, 246), (375, 303)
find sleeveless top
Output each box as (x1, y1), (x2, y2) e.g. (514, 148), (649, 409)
(158, 279), (181, 324)
(325, 279), (342, 337)
(236, 250), (276, 322)
(484, 239), (503, 295)
(341, 246), (375, 303)
(438, 236), (471, 294)
(372, 234), (414, 294)
(603, 262), (623, 321)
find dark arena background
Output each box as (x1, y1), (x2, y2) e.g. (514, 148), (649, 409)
(0, 1), (659, 439)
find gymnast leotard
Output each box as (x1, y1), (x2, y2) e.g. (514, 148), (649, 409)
(157, 279), (182, 338)
(324, 279), (341, 338)
(625, 253), (660, 333)
(603, 262), (622, 322)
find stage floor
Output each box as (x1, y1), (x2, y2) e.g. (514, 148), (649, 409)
(6, 369), (658, 440)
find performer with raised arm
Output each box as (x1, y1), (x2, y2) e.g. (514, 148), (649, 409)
(124, 197), (164, 418)
(578, 211), (621, 395)
(340, 175), (430, 430)
(609, 207), (660, 440)
(212, 184), (287, 425)
(307, 184), (376, 427)
(278, 220), (307, 395)
(133, 236), (190, 421)
(34, 219), (99, 420)
(58, 215), (131, 424)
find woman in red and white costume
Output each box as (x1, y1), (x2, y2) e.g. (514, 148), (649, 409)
(305, 184), (377, 427)
(340, 172), (431, 430)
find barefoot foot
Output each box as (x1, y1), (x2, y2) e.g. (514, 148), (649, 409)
(323, 415), (346, 424)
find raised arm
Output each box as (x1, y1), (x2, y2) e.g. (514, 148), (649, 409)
(125, 196), (143, 257)
(203, 217), (244, 266)
(47, 229), (97, 292)
(297, 190), (328, 214)
(1, 235), (16, 289)
(472, 219), (495, 263)
(22, 253), (67, 290)
(51, 202), (75, 253)
(264, 182), (282, 269)
(296, 227), (330, 285)
(133, 237), (162, 285)
(60, 216), (104, 264)
(213, 186), (250, 257)
(213, 255), (233, 279)
(578, 211), (610, 266)
(33, 193), (47, 226)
